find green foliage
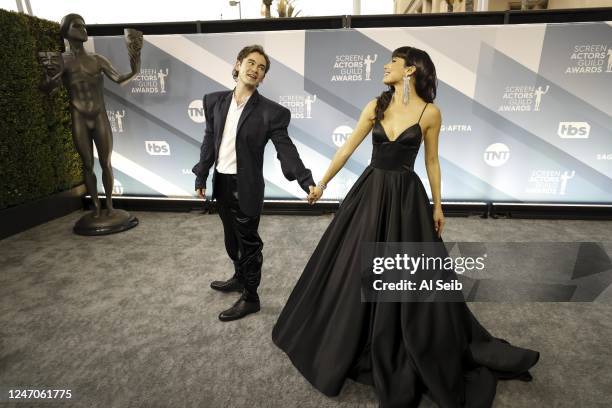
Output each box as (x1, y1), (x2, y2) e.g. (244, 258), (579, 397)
(0, 10), (82, 210)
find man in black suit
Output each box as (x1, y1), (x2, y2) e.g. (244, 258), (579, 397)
(192, 45), (316, 322)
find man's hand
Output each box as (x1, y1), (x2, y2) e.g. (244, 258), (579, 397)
(196, 188), (206, 200)
(307, 185), (323, 205)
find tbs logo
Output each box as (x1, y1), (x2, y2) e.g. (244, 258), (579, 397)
(146, 141), (171, 156)
(558, 122), (590, 139)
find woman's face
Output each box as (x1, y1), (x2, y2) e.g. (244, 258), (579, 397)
(383, 55), (411, 86)
(383, 57), (416, 86)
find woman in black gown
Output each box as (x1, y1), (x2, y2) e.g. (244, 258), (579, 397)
(272, 46), (540, 407)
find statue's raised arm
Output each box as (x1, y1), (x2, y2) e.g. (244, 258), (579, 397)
(97, 29), (143, 85)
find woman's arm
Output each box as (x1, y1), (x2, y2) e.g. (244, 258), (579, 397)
(314, 100), (376, 195)
(423, 104), (445, 236)
(423, 105), (442, 206)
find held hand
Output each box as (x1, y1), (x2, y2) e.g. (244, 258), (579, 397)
(307, 185), (323, 205)
(196, 188), (206, 200)
(433, 205), (445, 238)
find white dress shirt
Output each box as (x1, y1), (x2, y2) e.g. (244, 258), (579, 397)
(216, 92), (250, 174)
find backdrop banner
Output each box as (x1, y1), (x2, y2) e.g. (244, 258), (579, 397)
(91, 22), (612, 203)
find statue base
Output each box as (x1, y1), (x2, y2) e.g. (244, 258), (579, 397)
(73, 209), (139, 236)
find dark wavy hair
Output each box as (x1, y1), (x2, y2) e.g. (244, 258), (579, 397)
(375, 47), (437, 121)
(232, 45), (271, 81)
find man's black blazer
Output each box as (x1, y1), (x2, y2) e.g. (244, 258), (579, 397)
(192, 89), (315, 217)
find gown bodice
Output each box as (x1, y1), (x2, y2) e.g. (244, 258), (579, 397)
(370, 120), (423, 172)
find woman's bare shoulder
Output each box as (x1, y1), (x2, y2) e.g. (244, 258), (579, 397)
(361, 99), (378, 121)
(423, 102), (441, 125)
(425, 102), (441, 116)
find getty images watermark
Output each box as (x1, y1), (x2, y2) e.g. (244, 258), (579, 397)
(360, 242), (612, 302)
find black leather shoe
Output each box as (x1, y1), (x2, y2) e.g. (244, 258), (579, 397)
(210, 277), (244, 293)
(218, 295), (261, 322)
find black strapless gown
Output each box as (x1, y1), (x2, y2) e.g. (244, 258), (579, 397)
(272, 119), (540, 408)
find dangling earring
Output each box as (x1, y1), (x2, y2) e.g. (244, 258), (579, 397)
(402, 75), (410, 105)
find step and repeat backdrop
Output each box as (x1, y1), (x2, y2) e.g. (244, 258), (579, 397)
(91, 21), (612, 203)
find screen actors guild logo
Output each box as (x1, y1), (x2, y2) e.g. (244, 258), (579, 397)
(533, 85), (549, 111)
(331, 54), (377, 82)
(188, 99), (205, 123)
(363, 54), (377, 81)
(106, 110), (126, 133)
(559, 170), (576, 195)
(499, 85), (549, 112)
(279, 94), (317, 119)
(332, 125), (353, 147)
(305, 94), (317, 118)
(131, 67), (170, 94)
(483, 143), (510, 167)
(526, 170), (575, 195)
(566, 44), (611, 74)
(157, 68), (169, 93)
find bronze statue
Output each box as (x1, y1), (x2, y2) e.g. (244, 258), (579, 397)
(39, 14), (143, 235)
(262, 0), (273, 18)
(522, 0), (548, 10)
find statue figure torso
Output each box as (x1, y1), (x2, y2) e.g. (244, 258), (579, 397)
(62, 53), (106, 117)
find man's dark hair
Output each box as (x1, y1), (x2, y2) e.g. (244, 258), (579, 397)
(60, 13), (85, 38)
(232, 45), (271, 80)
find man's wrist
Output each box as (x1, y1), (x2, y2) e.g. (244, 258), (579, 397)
(302, 177), (316, 193)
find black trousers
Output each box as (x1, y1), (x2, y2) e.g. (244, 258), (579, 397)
(215, 172), (263, 301)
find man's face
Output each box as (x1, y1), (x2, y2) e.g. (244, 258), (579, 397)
(67, 18), (88, 42)
(235, 52), (267, 88)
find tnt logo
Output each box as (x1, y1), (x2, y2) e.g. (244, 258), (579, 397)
(188, 100), (205, 123)
(558, 122), (590, 139)
(332, 125), (353, 147)
(483, 143), (510, 167)
(145, 141), (171, 156)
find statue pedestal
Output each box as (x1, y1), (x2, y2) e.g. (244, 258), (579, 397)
(73, 209), (138, 236)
